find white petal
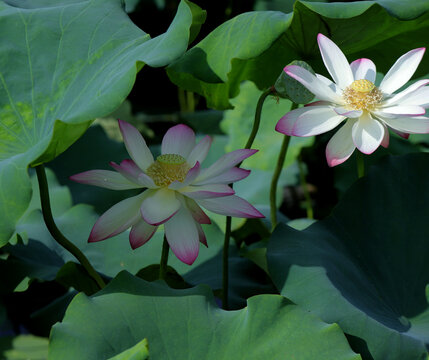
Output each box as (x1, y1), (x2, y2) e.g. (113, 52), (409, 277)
(164, 207), (200, 265)
(396, 86), (429, 108)
(383, 79), (429, 106)
(110, 159), (157, 188)
(284, 65), (343, 103)
(379, 105), (425, 116)
(197, 195), (264, 218)
(334, 107), (363, 118)
(350, 58), (376, 82)
(161, 124), (195, 158)
(137, 172), (158, 189)
(380, 124), (390, 148)
(352, 113), (385, 154)
(391, 129), (410, 139)
(276, 107), (319, 135)
(186, 135), (212, 166)
(184, 198), (211, 224)
(325, 119), (356, 167)
(194, 167), (250, 185)
(110, 159), (142, 183)
(379, 48), (426, 94)
(196, 223), (207, 247)
(70, 170), (140, 190)
(140, 188), (181, 226)
(181, 184), (234, 199)
(195, 149), (257, 183)
(129, 220), (158, 249)
(88, 192), (147, 242)
(118, 120), (154, 171)
(317, 33), (354, 89)
(305, 100), (333, 107)
(376, 114), (429, 134)
(292, 107), (345, 136)
(315, 74), (344, 97)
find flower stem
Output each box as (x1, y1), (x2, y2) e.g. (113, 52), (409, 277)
(357, 152), (365, 178)
(298, 154), (314, 219)
(221, 216), (232, 310)
(270, 135), (291, 230)
(35, 164), (105, 290)
(159, 236), (169, 280)
(269, 102), (298, 231)
(222, 87), (273, 310)
(244, 88), (273, 150)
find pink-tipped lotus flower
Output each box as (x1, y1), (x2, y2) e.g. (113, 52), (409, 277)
(70, 120), (263, 265)
(276, 33), (429, 166)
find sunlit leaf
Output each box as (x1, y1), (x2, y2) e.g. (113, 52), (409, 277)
(0, 0), (205, 243)
(49, 271), (361, 360)
(107, 338), (149, 360)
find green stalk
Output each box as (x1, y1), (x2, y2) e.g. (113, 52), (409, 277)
(269, 102), (298, 231)
(178, 88), (187, 112)
(186, 91), (195, 112)
(35, 164), (105, 290)
(222, 88), (273, 310)
(221, 216), (232, 310)
(159, 236), (169, 280)
(244, 88), (272, 150)
(357, 152), (365, 178)
(298, 154), (314, 219)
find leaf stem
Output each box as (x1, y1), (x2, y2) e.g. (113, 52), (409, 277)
(357, 152), (365, 178)
(222, 87), (273, 310)
(35, 164), (105, 290)
(269, 102), (298, 231)
(159, 236), (169, 280)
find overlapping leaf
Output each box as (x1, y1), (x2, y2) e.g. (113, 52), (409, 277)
(267, 153), (429, 360)
(0, 0), (205, 243)
(167, 0), (429, 109)
(48, 271), (361, 360)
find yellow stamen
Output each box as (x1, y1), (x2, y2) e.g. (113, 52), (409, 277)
(343, 79), (382, 111)
(146, 154), (190, 187)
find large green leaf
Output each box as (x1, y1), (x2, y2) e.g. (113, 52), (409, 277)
(107, 339), (149, 360)
(167, 0), (429, 109)
(267, 153), (429, 360)
(48, 271), (360, 360)
(0, 0), (205, 243)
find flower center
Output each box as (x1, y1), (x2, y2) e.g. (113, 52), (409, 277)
(146, 154), (191, 187)
(342, 79), (383, 111)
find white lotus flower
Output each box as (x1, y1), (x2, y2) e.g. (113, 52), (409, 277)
(276, 33), (429, 166)
(71, 120), (263, 265)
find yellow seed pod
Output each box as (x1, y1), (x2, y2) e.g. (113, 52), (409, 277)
(350, 79), (375, 93)
(146, 154), (190, 187)
(157, 154), (186, 165)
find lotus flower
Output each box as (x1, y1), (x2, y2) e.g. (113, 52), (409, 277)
(71, 120), (263, 265)
(276, 33), (429, 166)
